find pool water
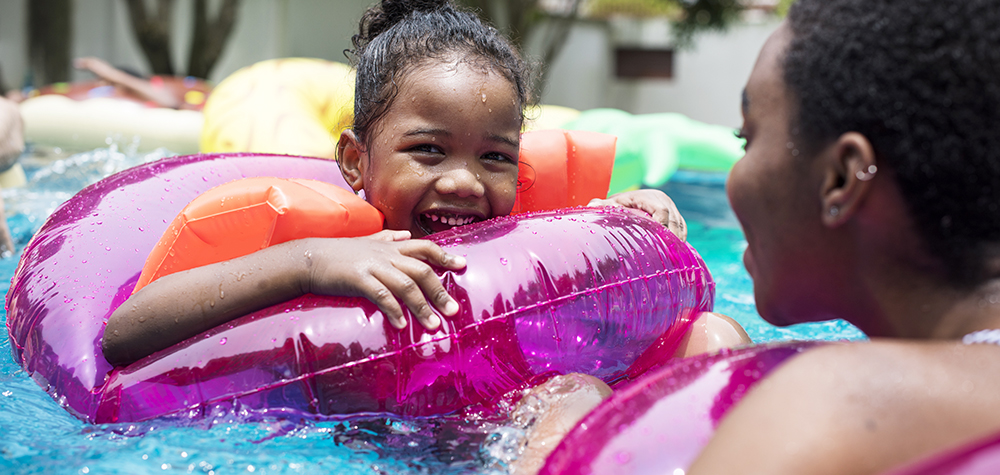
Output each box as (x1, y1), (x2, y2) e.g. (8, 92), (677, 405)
(0, 148), (864, 474)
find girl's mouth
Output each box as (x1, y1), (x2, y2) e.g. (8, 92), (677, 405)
(417, 212), (483, 235)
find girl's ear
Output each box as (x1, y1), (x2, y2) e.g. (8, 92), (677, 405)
(337, 129), (366, 193)
(819, 131), (878, 227)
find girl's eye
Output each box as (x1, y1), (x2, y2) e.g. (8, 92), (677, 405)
(481, 151), (516, 164)
(411, 144), (444, 154)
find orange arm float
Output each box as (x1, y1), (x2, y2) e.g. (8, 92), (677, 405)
(136, 130), (614, 291)
(132, 177), (383, 293)
(515, 129), (617, 213)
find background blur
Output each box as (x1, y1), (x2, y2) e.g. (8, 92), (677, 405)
(0, 0), (783, 128)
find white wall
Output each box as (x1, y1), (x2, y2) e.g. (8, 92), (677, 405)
(0, 0), (778, 128)
(537, 17), (780, 128)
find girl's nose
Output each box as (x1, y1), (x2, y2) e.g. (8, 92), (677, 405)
(436, 166), (486, 198)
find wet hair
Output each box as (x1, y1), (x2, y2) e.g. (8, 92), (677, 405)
(784, 0), (1000, 284)
(347, 0), (531, 148)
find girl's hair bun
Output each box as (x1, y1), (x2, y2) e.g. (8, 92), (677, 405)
(355, 0), (450, 51)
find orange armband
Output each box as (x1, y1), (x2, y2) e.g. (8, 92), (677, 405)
(133, 177), (383, 293)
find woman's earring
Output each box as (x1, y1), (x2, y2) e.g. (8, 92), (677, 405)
(856, 164), (878, 181)
(829, 206), (840, 217)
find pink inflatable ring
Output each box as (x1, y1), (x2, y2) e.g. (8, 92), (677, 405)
(6, 153), (714, 423)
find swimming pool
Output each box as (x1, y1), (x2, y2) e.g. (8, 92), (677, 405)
(0, 146), (864, 474)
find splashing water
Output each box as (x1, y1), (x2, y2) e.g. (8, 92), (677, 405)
(0, 148), (863, 474)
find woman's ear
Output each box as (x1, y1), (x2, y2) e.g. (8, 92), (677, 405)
(337, 129), (366, 193)
(819, 131), (878, 227)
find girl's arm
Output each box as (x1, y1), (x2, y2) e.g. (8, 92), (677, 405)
(102, 231), (465, 366)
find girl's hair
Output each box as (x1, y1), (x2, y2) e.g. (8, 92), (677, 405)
(348, 0), (531, 148)
(784, 0), (1000, 285)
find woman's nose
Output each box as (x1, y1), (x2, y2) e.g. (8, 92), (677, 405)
(436, 165), (485, 198)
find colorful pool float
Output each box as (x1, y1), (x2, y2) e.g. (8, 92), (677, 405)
(199, 58), (355, 159)
(539, 341), (820, 474)
(18, 78), (209, 153)
(6, 151), (714, 423)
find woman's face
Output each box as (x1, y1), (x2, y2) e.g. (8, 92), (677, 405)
(727, 24), (843, 326)
(356, 60), (521, 238)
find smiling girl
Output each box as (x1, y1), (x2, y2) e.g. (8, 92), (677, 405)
(101, 0), (745, 368)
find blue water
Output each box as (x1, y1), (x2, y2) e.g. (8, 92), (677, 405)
(0, 148), (864, 474)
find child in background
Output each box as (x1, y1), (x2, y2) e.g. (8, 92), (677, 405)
(0, 96), (23, 255)
(102, 0), (748, 367)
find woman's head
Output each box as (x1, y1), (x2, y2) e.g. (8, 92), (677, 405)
(730, 0), (1000, 328)
(782, 0), (1000, 284)
(338, 0), (527, 237)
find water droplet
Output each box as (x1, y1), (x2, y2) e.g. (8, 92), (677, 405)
(500, 257), (508, 266)
(219, 337), (227, 345)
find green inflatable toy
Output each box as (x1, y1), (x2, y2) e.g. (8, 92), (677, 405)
(557, 108), (745, 194)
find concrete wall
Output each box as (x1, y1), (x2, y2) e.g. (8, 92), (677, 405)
(0, 0), (779, 128)
(536, 17), (781, 128)
(0, 0), (371, 86)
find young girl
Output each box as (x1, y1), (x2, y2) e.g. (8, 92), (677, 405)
(102, 0), (747, 367)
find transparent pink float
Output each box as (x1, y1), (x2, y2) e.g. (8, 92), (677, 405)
(6, 153), (714, 423)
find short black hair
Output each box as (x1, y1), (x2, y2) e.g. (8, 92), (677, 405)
(784, 0), (1000, 284)
(348, 0), (531, 149)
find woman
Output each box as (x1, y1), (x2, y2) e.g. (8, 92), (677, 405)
(689, 0), (1000, 472)
(510, 1), (1000, 473)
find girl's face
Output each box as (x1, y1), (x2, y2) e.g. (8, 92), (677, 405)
(341, 59), (521, 238)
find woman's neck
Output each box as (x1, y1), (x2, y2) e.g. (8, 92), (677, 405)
(866, 268), (1000, 340)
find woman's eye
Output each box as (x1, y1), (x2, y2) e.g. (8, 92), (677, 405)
(735, 128), (749, 151)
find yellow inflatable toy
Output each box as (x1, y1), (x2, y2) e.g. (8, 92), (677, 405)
(200, 58), (355, 158)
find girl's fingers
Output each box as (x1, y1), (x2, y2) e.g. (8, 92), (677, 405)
(356, 276), (408, 329)
(372, 263), (449, 330)
(397, 239), (467, 270)
(368, 229), (411, 242)
(392, 255), (460, 318)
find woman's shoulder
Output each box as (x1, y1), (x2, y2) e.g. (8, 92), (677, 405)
(689, 340), (1000, 474)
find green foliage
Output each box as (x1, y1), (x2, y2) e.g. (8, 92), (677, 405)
(775, 0), (795, 17)
(586, 0), (683, 19)
(671, 0), (746, 47)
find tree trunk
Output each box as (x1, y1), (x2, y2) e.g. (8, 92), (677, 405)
(531, 0), (583, 98)
(124, 0), (176, 76)
(187, 0), (241, 79)
(28, 0), (73, 86)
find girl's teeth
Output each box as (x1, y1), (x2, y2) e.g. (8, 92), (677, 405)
(424, 213), (474, 227)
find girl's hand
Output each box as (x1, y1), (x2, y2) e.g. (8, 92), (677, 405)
(589, 189), (687, 241)
(303, 231), (467, 330)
